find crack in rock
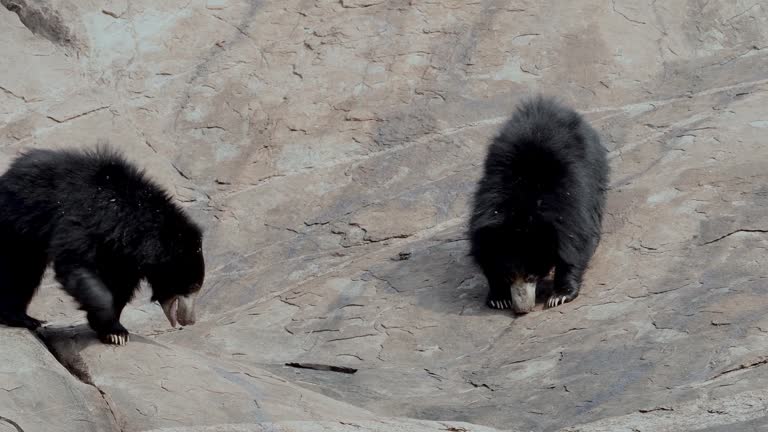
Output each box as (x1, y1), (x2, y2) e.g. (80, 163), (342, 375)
(0, 415), (24, 432)
(0, 84), (29, 102)
(709, 357), (768, 381)
(701, 228), (768, 246)
(46, 105), (110, 123)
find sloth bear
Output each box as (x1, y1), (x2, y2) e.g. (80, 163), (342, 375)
(0, 146), (204, 345)
(470, 96), (609, 314)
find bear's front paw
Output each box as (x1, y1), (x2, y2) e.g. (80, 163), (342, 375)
(546, 293), (577, 308)
(487, 295), (513, 310)
(99, 324), (130, 346)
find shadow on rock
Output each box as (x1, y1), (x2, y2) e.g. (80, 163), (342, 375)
(34, 324), (167, 385)
(363, 233), (555, 317)
(35, 324), (100, 385)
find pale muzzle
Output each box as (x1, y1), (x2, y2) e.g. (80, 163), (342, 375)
(510, 277), (536, 313)
(160, 292), (199, 327)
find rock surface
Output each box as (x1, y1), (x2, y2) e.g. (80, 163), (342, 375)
(1, 0), (768, 431)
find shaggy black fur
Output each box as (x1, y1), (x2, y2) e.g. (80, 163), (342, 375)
(0, 146), (204, 343)
(469, 96), (609, 312)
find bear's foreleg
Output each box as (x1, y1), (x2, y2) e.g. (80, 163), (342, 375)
(55, 268), (130, 345)
(484, 268), (514, 310)
(548, 259), (584, 308)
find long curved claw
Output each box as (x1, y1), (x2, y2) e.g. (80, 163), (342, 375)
(547, 296), (570, 308)
(105, 333), (130, 345)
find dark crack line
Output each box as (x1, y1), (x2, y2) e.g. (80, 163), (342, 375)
(192, 125), (226, 131)
(285, 362), (357, 374)
(0, 85), (28, 102)
(611, 0), (647, 24)
(366, 271), (400, 292)
(639, 406), (674, 413)
(211, 13), (253, 41)
(468, 379), (495, 392)
(701, 229), (768, 246)
(0, 416), (23, 432)
(97, 387), (124, 432)
(170, 162), (191, 180)
(264, 223), (301, 234)
(710, 357), (768, 381)
(47, 106), (110, 124)
(727, 2), (760, 21)
(326, 333), (379, 343)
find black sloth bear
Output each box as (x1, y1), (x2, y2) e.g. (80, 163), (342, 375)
(470, 96), (609, 314)
(0, 146), (204, 345)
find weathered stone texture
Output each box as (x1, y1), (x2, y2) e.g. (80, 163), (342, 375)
(1, 0), (768, 431)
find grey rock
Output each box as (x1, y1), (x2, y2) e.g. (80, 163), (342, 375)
(1, 0), (767, 431)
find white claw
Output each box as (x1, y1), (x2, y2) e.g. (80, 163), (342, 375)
(548, 297), (562, 308)
(505, 300), (511, 309)
(548, 296), (568, 308)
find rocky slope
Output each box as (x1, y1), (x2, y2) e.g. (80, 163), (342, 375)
(1, 0), (768, 431)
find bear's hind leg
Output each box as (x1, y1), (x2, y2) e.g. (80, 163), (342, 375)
(54, 266), (129, 345)
(0, 246), (47, 329)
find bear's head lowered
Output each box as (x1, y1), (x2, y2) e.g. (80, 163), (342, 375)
(145, 209), (205, 328)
